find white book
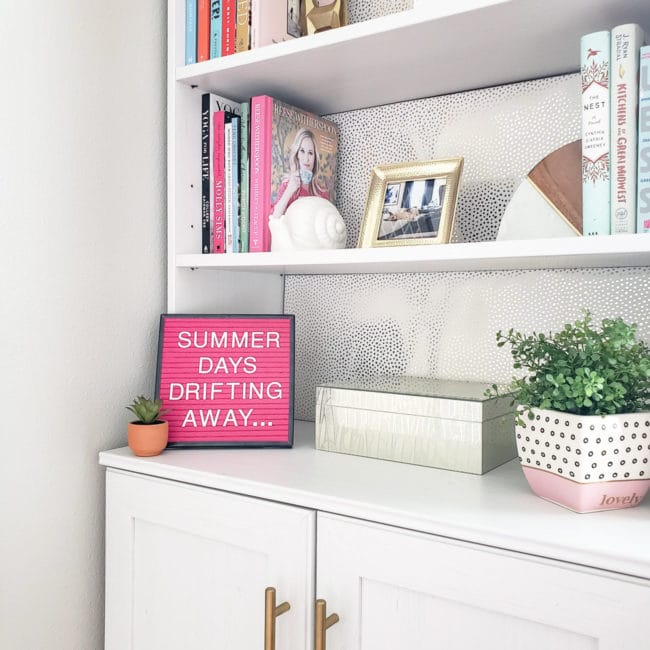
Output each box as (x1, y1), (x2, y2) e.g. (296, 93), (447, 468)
(581, 30), (611, 236)
(610, 23), (645, 234)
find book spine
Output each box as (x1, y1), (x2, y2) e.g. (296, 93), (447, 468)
(197, 0), (211, 62)
(231, 115), (241, 253)
(249, 95), (272, 252)
(637, 45), (650, 233)
(610, 23), (645, 234)
(210, 0), (222, 59)
(235, 0), (250, 53)
(221, 0), (236, 56)
(212, 110), (226, 253)
(581, 30), (610, 236)
(201, 94), (211, 254)
(185, 0), (197, 65)
(239, 101), (250, 252)
(224, 119), (234, 252)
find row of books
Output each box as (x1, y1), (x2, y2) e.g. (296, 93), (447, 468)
(581, 23), (650, 235)
(185, 0), (302, 64)
(201, 93), (339, 253)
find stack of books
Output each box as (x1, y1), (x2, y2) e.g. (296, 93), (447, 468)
(200, 93), (339, 254)
(185, 0), (303, 64)
(581, 24), (650, 235)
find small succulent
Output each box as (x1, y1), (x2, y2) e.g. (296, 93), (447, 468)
(126, 395), (168, 424)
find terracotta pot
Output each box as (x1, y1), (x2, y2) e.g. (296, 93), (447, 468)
(516, 408), (650, 513)
(127, 421), (169, 457)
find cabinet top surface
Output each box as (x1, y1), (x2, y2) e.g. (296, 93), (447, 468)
(100, 421), (650, 580)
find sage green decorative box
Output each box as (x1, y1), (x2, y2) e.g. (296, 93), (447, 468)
(315, 377), (517, 475)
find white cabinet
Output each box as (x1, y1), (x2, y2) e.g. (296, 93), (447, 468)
(104, 470), (314, 650)
(317, 513), (650, 649)
(101, 423), (650, 650)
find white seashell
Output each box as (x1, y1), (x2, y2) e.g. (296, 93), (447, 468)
(269, 196), (347, 252)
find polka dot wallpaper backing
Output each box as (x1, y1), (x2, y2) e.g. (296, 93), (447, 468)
(284, 2), (650, 421)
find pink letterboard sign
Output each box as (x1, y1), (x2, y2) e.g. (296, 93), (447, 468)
(156, 314), (295, 447)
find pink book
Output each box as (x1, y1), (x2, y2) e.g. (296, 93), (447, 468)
(212, 110), (226, 253)
(249, 95), (273, 251)
(248, 95), (340, 252)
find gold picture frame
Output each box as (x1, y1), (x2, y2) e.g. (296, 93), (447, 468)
(358, 158), (464, 248)
(301, 0), (348, 36)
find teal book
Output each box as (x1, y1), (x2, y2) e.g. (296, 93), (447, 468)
(581, 30), (610, 235)
(239, 101), (250, 252)
(637, 45), (650, 233)
(210, 0), (222, 59)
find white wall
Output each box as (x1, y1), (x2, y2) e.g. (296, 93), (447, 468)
(0, 2), (166, 647)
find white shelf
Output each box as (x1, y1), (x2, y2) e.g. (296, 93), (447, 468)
(100, 421), (650, 580)
(175, 0), (650, 115)
(176, 234), (650, 275)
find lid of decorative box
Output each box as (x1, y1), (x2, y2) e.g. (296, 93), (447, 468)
(316, 377), (514, 422)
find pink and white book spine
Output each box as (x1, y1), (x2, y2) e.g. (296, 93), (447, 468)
(212, 110), (226, 254)
(610, 23), (645, 233)
(249, 95), (273, 252)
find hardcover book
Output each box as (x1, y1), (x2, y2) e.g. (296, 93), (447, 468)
(210, 0), (222, 59)
(185, 0), (197, 64)
(239, 101), (250, 252)
(251, 0), (302, 49)
(581, 30), (610, 236)
(202, 94), (241, 253)
(221, 0), (236, 56)
(224, 114), (241, 252)
(638, 45), (650, 233)
(197, 0), (211, 61)
(248, 95), (339, 252)
(235, 0), (251, 53)
(610, 23), (645, 234)
(212, 110), (227, 253)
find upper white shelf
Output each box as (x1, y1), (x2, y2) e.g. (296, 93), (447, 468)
(176, 234), (650, 275)
(175, 0), (650, 115)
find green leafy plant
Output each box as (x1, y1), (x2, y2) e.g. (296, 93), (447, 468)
(126, 395), (168, 424)
(489, 312), (650, 421)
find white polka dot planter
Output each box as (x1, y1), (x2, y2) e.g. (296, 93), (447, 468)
(516, 408), (650, 513)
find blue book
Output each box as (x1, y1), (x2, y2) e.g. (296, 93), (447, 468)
(210, 0), (222, 59)
(580, 30), (610, 235)
(185, 0), (197, 64)
(637, 45), (650, 233)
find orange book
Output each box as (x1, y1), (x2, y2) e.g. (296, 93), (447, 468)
(197, 0), (210, 61)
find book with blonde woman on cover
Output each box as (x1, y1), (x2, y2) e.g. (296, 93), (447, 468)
(248, 95), (339, 252)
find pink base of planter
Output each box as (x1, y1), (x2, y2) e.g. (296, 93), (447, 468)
(521, 466), (650, 513)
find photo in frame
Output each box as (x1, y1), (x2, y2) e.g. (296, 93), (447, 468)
(155, 314), (295, 448)
(358, 158), (464, 247)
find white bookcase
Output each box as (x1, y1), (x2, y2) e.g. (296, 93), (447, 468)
(168, 0), (650, 314)
(100, 3), (650, 647)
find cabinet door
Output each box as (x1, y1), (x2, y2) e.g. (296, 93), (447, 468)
(317, 513), (650, 650)
(105, 470), (315, 650)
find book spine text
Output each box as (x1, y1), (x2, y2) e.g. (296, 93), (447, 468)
(197, 0), (211, 62)
(581, 30), (610, 236)
(610, 23), (644, 233)
(210, 0), (222, 59)
(249, 96), (272, 252)
(239, 102), (250, 252)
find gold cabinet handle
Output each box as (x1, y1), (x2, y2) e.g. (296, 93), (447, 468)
(315, 598), (339, 650)
(264, 586), (290, 650)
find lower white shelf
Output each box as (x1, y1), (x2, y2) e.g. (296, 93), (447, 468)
(175, 234), (650, 275)
(99, 420), (650, 580)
